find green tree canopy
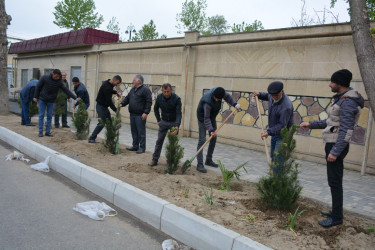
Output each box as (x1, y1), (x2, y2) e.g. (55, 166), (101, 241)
(53, 0), (104, 30)
(132, 20), (160, 41)
(202, 15), (228, 35)
(231, 20), (264, 33)
(176, 0), (207, 33)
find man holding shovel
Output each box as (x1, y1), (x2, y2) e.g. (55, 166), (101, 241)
(196, 87), (240, 173)
(253, 81), (294, 169)
(300, 69), (364, 228)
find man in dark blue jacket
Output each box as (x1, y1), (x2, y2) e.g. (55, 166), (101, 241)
(253, 81), (294, 165)
(33, 69), (78, 137)
(120, 74), (152, 154)
(301, 69), (364, 228)
(149, 83), (181, 166)
(196, 87), (240, 173)
(72, 77), (90, 110)
(88, 75), (122, 143)
(20, 79), (38, 126)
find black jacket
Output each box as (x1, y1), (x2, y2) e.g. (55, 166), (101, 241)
(154, 93), (182, 127)
(121, 84), (152, 115)
(96, 80), (117, 112)
(74, 82), (90, 107)
(34, 74), (76, 102)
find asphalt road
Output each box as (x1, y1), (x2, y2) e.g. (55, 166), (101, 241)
(0, 139), (171, 250)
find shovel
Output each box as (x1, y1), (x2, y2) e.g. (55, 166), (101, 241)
(255, 96), (271, 165)
(181, 109), (237, 173)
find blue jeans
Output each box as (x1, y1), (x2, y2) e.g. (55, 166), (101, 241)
(270, 135), (283, 173)
(20, 98), (30, 125)
(38, 100), (54, 133)
(130, 114), (146, 150)
(197, 119), (217, 165)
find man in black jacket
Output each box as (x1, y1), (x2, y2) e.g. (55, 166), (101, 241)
(149, 83), (181, 166)
(33, 69), (78, 137)
(72, 77), (90, 110)
(88, 75), (122, 143)
(120, 74), (152, 154)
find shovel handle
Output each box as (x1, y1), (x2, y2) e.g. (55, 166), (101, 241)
(255, 96), (271, 164)
(193, 109), (237, 159)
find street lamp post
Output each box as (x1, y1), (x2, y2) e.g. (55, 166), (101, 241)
(125, 23), (136, 41)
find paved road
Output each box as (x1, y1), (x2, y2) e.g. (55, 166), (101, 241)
(0, 140), (172, 250)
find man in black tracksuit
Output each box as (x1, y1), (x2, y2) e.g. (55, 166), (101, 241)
(33, 69), (77, 137)
(120, 74), (152, 154)
(149, 83), (182, 166)
(301, 69), (364, 228)
(88, 75), (122, 143)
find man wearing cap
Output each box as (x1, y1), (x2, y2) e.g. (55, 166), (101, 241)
(20, 79), (38, 126)
(53, 72), (70, 128)
(88, 75), (122, 143)
(196, 87), (240, 173)
(301, 69), (364, 228)
(253, 81), (294, 166)
(33, 69), (78, 137)
(72, 77), (90, 110)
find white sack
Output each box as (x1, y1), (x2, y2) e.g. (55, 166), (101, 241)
(5, 150), (30, 163)
(30, 156), (50, 172)
(73, 201), (117, 221)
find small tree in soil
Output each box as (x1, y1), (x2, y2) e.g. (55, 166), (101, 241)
(72, 101), (90, 140)
(257, 125), (302, 210)
(17, 99), (38, 121)
(165, 127), (184, 174)
(218, 160), (247, 191)
(99, 104), (121, 154)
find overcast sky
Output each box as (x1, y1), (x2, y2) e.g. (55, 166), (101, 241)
(5, 0), (351, 41)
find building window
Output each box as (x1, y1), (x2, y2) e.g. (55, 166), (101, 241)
(21, 69), (28, 87)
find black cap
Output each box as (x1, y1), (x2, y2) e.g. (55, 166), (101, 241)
(331, 69), (352, 87)
(267, 81), (284, 94)
(72, 77), (80, 82)
(213, 87), (225, 99)
(52, 69), (62, 76)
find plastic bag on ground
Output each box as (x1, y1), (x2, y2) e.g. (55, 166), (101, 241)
(73, 201), (117, 221)
(5, 150), (30, 163)
(162, 239), (180, 250)
(30, 156), (50, 172)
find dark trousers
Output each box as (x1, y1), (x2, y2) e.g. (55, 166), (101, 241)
(197, 119), (217, 165)
(20, 98), (30, 125)
(325, 143), (349, 220)
(130, 114), (146, 150)
(89, 103), (111, 140)
(54, 102), (68, 126)
(152, 120), (175, 162)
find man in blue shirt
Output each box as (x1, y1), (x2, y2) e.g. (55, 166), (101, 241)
(20, 79), (38, 126)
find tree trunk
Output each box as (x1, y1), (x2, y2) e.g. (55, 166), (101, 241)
(0, 0), (11, 115)
(349, 0), (375, 122)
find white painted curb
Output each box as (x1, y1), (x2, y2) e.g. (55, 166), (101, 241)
(0, 126), (271, 250)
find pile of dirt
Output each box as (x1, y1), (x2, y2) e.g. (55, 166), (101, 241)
(1, 114), (374, 249)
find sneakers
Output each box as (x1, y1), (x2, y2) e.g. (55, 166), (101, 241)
(55, 125), (60, 128)
(136, 149), (145, 154)
(126, 147), (138, 151)
(25, 124), (35, 126)
(88, 139), (99, 143)
(205, 160), (218, 168)
(38, 132), (43, 137)
(318, 217), (343, 228)
(45, 132), (53, 137)
(148, 160), (158, 166)
(196, 164), (207, 173)
(62, 125), (70, 128)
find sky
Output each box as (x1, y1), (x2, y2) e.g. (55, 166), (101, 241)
(5, 0), (351, 41)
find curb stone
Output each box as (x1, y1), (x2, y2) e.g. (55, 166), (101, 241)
(0, 126), (271, 250)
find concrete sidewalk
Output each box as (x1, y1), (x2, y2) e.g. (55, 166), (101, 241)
(87, 117), (375, 221)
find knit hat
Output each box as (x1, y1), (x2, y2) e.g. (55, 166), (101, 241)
(52, 69), (62, 76)
(72, 77), (80, 83)
(267, 81), (284, 94)
(331, 69), (352, 87)
(213, 87), (225, 99)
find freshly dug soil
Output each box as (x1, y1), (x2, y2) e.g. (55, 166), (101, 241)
(1, 114), (374, 249)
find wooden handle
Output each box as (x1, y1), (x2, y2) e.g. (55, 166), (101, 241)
(255, 96), (271, 164)
(193, 109), (237, 159)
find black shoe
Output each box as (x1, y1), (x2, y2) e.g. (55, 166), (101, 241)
(21, 123), (26, 125)
(45, 132), (53, 137)
(55, 125), (60, 128)
(126, 147), (138, 151)
(205, 160), (218, 168)
(196, 164), (207, 173)
(25, 124), (35, 126)
(62, 125), (70, 128)
(88, 139), (99, 143)
(38, 132), (44, 137)
(318, 217), (343, 228)
(320, 211), (332, 217)
(148, 160), (158, 166)
(136, 149), (145, 154)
